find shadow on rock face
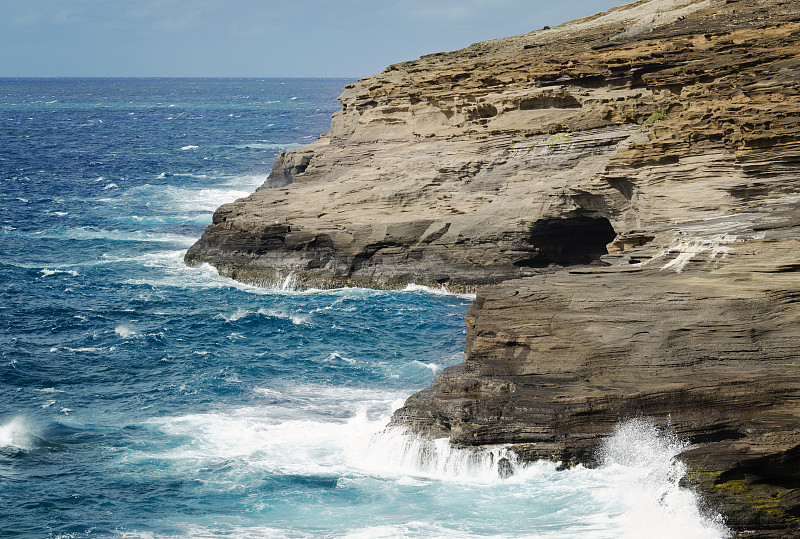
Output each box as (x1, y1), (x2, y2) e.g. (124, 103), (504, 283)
(514, 216), (617, 267)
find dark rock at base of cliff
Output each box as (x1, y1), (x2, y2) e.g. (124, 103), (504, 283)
(392, 218), (800, 535)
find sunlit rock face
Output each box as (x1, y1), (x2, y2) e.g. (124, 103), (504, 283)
(187, 0), (800, 534)
(187, 0), (799, 291)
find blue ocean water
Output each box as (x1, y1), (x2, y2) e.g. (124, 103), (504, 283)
(0, 78), (728, 538)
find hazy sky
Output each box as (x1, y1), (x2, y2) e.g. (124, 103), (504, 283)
(1, 0), (622, 78)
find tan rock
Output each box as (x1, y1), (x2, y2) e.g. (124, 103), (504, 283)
(185, 0), (800, 534)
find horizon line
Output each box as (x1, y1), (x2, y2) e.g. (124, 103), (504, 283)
(0, 75), (358, 80)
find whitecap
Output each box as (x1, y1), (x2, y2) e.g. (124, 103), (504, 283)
(0, 417), (36, 450)
(103, 183), (118, 190)
(114, 325), (136, 338)
(180, 145), (199, 151)
(40, 269), (79, 277)
(412, 360), (439, 374)
(37, 227), (197, 247)
(290, 313), (310, 326)
(142, 405), (390, 478)
(325, 352), (356, 364)
(232, 142), (304, 151)
(124, 184), (251, 214)
(134, 385), (409, 477)
(185, 214), (212, 225)
(172, 173), (208, 179)
(216, 308), (252, 323)
(256, 307), (309, 325)
(402, 283), (476, 300)
(221, 173), (270, 189)
(253, 387), (283, 400)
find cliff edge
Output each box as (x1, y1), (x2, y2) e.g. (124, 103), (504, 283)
(186, 0), (800, 534)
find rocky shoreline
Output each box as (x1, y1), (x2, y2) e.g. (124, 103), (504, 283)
(186, 0), (800, 535)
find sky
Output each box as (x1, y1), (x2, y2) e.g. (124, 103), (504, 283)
(1, 0), (623, 78)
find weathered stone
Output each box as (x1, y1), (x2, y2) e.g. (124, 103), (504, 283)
(185, 0), (800, 534)
(392, 201), (800, 533)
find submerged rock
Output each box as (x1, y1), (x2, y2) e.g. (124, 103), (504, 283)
(186, 0), (800, 534)
(497, 457), (514, 479)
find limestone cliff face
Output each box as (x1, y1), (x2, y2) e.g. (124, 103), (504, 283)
(186, 0), (800, 291)
(186, 0), (800, 534)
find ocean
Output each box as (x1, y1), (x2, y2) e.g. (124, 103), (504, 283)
(0, 78), (728, 538)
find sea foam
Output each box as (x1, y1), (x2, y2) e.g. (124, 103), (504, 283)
(594, 418), (730, 538)
(402, 283), (477, 300)
(0, 417), (35, 450)
(364, 426), (518, 483)
(115, 325), (136, 338)
(40, 268), (79, 277)
(363, 418), (729, 538)
(35, 226), (197, 247)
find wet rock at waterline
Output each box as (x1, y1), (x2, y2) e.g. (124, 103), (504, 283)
(497, 457), (514, 479)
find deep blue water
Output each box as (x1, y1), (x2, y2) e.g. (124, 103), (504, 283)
(0, 78), (727, 538)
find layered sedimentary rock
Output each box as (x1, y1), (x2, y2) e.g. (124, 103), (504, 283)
(187, 0), (800, 534)
(392, 204), (800, 532)
(186, 0), (800, 291)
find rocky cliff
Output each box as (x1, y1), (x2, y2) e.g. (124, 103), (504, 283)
(187, 0), (800, 535)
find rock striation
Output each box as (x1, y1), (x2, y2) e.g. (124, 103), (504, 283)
(186, 0), (800, 535)
(392, 213), (800, 533)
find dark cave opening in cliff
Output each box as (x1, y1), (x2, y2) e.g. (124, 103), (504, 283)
(515, 216), (617, 267)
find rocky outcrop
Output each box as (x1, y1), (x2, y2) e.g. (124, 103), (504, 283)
(186, 0), (800, 291)
(391, 199), (800, 533)
(186, 0), (800, 534)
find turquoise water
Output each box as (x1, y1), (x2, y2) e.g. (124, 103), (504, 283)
(0, 78), (728, 538)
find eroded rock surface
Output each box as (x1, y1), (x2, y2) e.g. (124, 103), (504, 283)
(186, 0), (800, 291)
(392, 198), (800, 533)
(186, 0), (800, 534)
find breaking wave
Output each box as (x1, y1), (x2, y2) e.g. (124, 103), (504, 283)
(0, 417), (37, 451)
